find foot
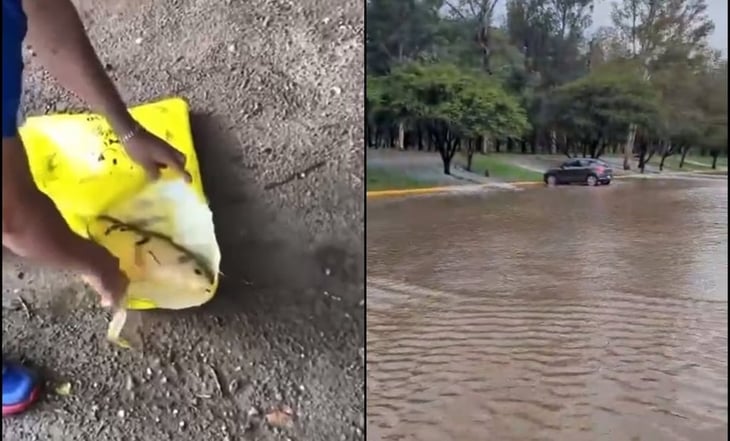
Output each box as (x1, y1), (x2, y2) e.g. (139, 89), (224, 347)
(2, 361), (41, 416)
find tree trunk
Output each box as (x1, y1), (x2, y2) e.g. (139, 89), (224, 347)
(442, 153), (453, 175)
(481, 135), (489, 154)
(711, 153), (718, 169)
(624, 123), (636, 170)
(397, 122), (405, 150)
(659, 154), (668, 171)
(550, 130), (557, 155)
(679, 147), (689, 168)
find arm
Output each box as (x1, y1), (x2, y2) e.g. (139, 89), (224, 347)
(22, 0), (191, 181)
(22, 0), (136, 136)
(2, 137), (118, 278)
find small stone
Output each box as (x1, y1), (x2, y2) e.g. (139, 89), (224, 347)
(324, 268), (331, 276)
(172, 408), (179, 416)
(179, 421), (186, 429)
(160, 376), (168, 385)
(117, 409), (126, 419)
(227, 44), (236, 53)
(125, 375), (134, 391)
(331, 86), (341, 95)
(134, 37), (143, 45)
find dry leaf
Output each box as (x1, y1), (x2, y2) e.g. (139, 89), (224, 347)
(107, 309), (132, 349)
(55, 382), (72, 396)
(265, 406), (295, 428)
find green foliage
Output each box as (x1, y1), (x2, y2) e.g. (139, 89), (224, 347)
(367, 62), (530, 139)
(367, 0), (727, 172)
(550, 68), (662, 141)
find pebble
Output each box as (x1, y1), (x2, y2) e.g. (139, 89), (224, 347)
(179, 421), (186, 429)
(117, 409), (126, 419)
(134, 37), (143, 45)
(227, 44), (236, 53)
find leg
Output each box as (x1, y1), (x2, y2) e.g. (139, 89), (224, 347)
(2, 0), (41, 417)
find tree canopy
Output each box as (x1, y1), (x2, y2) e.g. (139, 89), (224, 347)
(367, 0), (727, 172)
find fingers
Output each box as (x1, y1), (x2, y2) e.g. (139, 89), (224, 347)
(142, 161), (162, 181)
(151, 148), (191, 183)
(166, 150), (193, 183)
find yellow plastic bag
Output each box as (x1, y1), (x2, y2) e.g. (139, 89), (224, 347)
(19, 97), (221, 319)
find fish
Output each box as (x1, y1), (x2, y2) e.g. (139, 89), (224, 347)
(87, 215), (217, 347)
(89, 215), (215, 288)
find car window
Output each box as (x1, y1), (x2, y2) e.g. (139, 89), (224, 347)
(579, 159), (595, 167)
(563, 160), (581, 167)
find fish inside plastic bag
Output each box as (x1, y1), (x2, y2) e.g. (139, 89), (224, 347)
(19, 98), (221, 347)
(88, 182), (221, 346)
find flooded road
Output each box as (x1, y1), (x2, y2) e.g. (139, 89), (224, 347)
(367, 179), (728, 441)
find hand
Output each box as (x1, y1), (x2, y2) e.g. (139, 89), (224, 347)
(123, 127), (192, 182)
(81, 250), (129, 309)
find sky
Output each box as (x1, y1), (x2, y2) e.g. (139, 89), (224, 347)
(492, 0), (728, 56)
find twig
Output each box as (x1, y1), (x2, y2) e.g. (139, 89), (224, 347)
(208, 364), (223, 397)
(264, 160), (327, 190)
(17, 296), (31, 319)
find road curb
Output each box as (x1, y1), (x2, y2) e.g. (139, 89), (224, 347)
(366, 180), (544, 198)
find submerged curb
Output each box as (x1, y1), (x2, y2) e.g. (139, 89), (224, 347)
(366, 180), (543, 198)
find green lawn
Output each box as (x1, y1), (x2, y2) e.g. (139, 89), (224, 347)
(660, 155), (727, 171)
(367, 167), (437, 191)
(465, 154), (544, 182)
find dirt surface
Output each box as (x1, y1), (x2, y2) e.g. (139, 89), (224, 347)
(2, 0), (364, 440)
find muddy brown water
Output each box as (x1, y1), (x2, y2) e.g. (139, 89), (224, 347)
(367, 179), (728, 441)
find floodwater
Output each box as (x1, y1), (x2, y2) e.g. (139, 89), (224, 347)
(367, 178), (728, 441)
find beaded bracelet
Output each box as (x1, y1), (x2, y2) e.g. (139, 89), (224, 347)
(119, 123), (143, 143)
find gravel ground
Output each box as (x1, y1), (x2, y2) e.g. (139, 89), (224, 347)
(2, 0), (364, 440)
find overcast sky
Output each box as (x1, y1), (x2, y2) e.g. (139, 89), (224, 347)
(493, 0), (728, 56)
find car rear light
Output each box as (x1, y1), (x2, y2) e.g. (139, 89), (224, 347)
(595, 166), (605, 174)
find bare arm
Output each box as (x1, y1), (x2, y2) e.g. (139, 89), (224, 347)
(2, 137), (116, 274)
(22, 0), (136, 136)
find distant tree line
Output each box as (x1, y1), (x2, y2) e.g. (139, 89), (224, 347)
(366, 0), (728, 173)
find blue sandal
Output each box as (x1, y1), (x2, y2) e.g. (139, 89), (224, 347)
(2, 362), (41, 416)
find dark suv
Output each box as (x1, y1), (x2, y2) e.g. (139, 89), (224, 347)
(543, 158), (613, 186)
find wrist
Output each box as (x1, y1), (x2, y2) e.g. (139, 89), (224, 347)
(105, 110), (137, 139)
(74, 239), (119, 276)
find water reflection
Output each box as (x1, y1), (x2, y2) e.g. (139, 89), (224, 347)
(367, 179), (728, 441)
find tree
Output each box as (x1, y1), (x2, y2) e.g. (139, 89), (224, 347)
(443, 0), (501, 73)
(366, 0), (443, 74)
(549, 64), (662, 164)
(610, 0), (715, 169)
(376, 63), (529, 174)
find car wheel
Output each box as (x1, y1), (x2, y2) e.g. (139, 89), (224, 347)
(546, 175), (558, 187)
(586, 175), (598, 186)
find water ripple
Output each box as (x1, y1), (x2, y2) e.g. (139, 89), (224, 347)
(367, 179), (728, 441)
